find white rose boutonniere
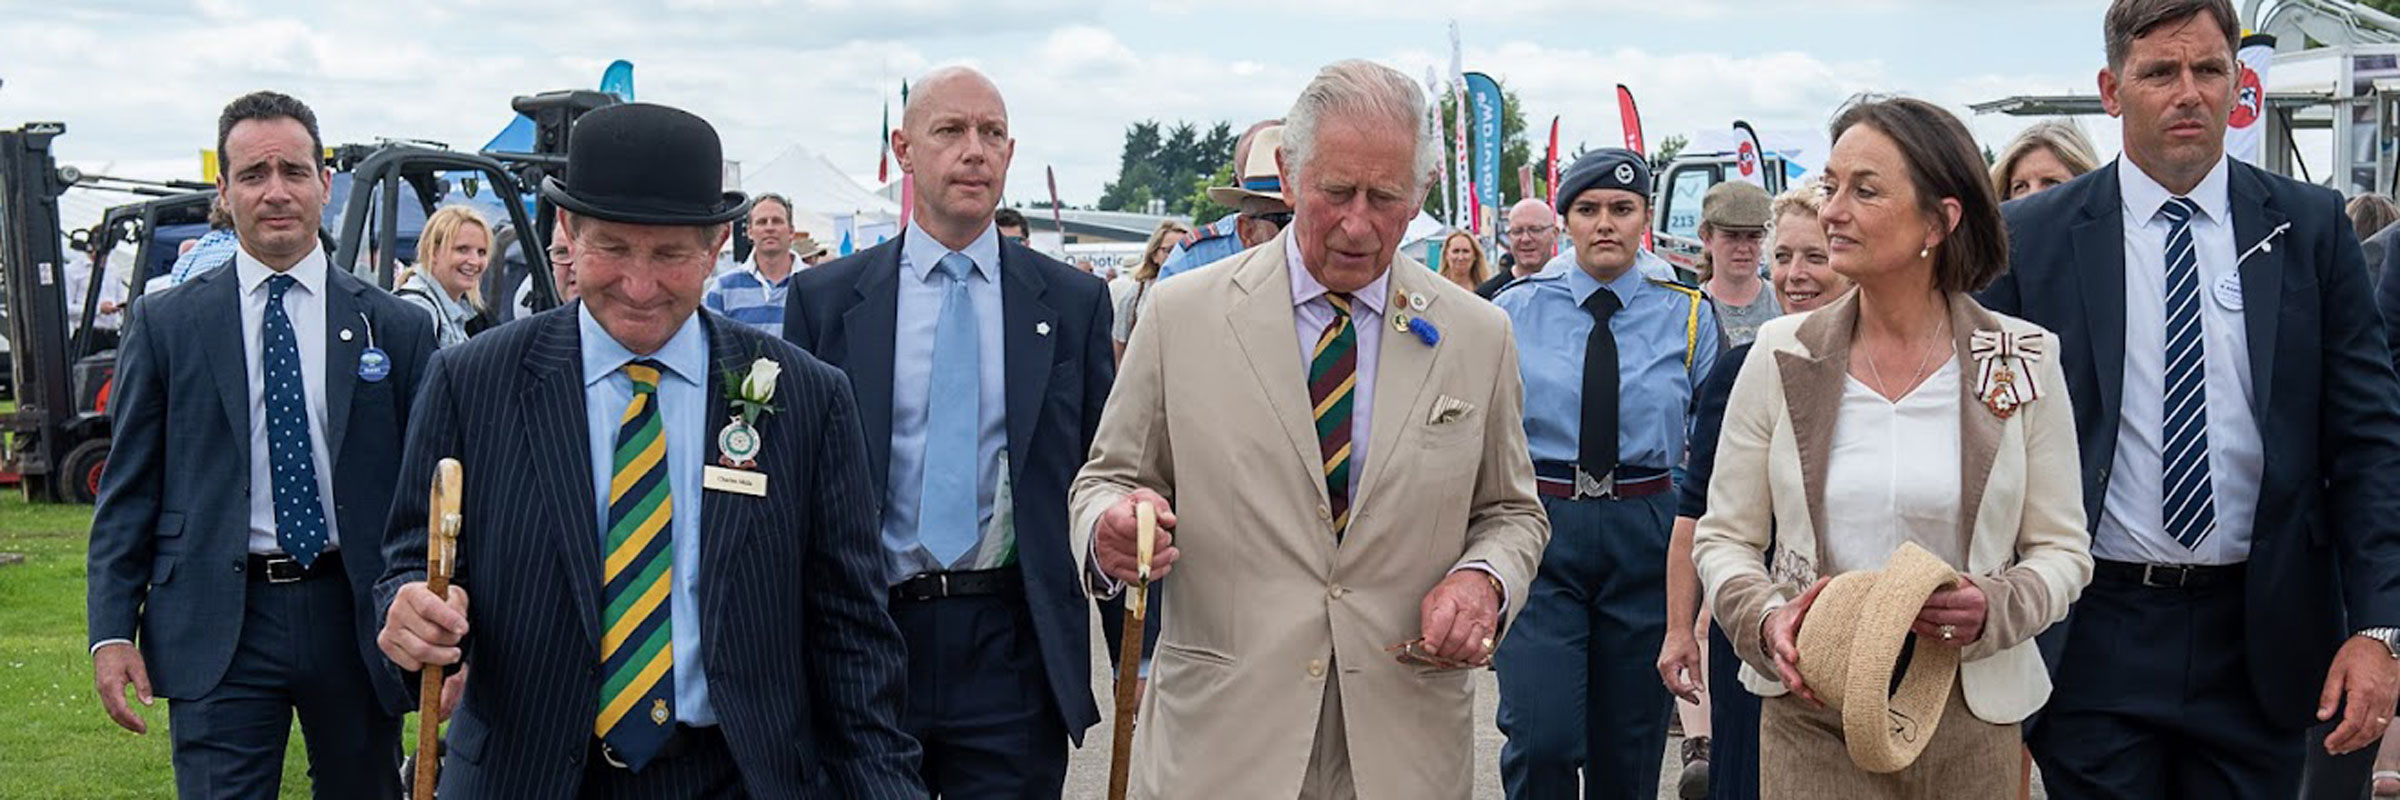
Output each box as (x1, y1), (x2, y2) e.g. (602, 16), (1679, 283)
(718, 356), (783, 468)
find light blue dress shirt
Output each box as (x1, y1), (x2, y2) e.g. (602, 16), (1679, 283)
(1157, 212), (1244, 280)
(580, 305), (715, 727)
(883, 222), (1008, 583)
(1493, 257), (1721, 471)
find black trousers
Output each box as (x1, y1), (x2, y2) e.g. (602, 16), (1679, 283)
(578, 726), (744, 799)
(167, 572), (401, 799)
(893, 592), (1068, 798)
(2029, 572), (2303, 799)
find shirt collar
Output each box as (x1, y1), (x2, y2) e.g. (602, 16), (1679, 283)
(234, 242), (329, 298)
(578, 302), (707, 388)
(738, 255), (794, 287)
(1283, 231), (1389, 317)
(1564, 253), (1650, 308)
(2118, 154), (2232, 226)
(900, 220), (1002, 285)
(402, 271), (474, 321)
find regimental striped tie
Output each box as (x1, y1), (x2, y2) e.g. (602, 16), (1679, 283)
(2159, 196), (2218, 551)
(1309, 293), (1358, 540)
(598, 360), (676, 771)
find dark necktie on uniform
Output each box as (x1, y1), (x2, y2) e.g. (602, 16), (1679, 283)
(262, 275), (328, 567)
(2158, 196), (2218, 550)
(1309, 293), (1358, 539)
(1580, 288), (1624, 477)
(600, 360), (675, 771)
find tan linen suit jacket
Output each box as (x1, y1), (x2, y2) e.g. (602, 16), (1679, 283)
(1692, 290), (2094, 725)
(1069, 230), (1549, 799)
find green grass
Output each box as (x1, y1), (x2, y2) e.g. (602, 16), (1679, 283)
(0, 493), (337, 797)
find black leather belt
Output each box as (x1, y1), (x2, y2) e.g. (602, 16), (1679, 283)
(890, 568), (1022, 603)
(2093, 558), (2244, 589)
(595, 724), (723, 769)
(246, 550), (343, 583)
(1532, 461), (1672, 501)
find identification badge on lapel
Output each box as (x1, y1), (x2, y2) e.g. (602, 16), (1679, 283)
(703, 465), (767, 496)
(2212, 270), (2243, 312)
(357, 348), (391, 382)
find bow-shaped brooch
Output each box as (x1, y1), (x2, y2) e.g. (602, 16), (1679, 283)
(1970, 329), (2045, 420)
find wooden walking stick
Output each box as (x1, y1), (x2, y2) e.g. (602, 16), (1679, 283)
(414, 458), (462, 800)
(1106, 502), (1157, 800)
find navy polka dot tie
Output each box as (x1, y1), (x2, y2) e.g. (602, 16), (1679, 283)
(264, 275), (327, 567)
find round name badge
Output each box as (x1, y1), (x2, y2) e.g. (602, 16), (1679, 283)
(357, 347), (392, 383)
(2212, 271), (2243, 312)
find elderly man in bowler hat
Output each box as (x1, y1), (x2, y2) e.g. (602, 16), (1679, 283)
(375, 102), (922, 798)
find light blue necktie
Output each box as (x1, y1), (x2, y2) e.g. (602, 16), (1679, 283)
(918, 252), (982, 566)
(2159, 196), (2218, 551)
(263, 275), (329, 566)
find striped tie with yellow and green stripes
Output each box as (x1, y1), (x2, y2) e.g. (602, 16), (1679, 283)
(1309, 293), (1357, 540)
(598, 360), (675, 770)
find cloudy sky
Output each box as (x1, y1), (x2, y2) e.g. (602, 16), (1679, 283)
(2, 0), (2129, 212)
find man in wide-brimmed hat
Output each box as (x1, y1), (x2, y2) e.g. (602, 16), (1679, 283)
(374, 101), (923, 798)
(1155, 120), (1292, 280)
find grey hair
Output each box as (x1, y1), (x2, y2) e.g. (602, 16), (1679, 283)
(1281, 59), (1441, 194)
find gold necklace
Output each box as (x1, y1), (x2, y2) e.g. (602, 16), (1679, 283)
(1866, 317), (1948, 399)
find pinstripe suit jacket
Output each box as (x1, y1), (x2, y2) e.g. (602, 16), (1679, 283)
(374, 305), (923, 799)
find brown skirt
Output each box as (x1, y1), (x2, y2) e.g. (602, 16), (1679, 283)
(1758, 682), (2019, 799)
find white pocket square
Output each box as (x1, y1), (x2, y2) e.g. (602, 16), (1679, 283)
(1428, 395), (1476, 425)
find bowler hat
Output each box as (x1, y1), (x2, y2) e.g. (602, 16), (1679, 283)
(541, 103), (749, 226)
(1794, 541), (1963, 774)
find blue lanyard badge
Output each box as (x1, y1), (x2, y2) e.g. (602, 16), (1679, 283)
(355, 311), (391, 383)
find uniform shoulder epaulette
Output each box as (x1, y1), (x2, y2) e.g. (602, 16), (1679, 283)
(1646, 278), (1704, 300)
(1175, 228), (1208, 248)
(1494, 270), (1562, 296)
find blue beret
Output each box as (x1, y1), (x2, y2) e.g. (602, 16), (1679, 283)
(1555, 148), (1652, 215)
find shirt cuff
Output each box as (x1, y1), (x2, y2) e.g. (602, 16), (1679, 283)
(1450, 562), (1509, 615)
(90, 639), (133, 656)
(1086, 522), (1125, 600)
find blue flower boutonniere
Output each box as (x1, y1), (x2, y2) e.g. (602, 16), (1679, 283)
(717, 357), (782, 468)
(1407, 316), (1440, 346)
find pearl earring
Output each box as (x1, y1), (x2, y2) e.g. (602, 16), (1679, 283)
(1919, 246), (1931, 260)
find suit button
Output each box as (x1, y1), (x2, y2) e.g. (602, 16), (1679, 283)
(1328, 585), (1346, 599)
(232, 561), (244, 573)
(1316, 505), (1331, 522)
(1308, 659), (1325, 678)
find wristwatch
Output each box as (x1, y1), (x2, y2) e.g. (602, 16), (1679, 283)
(2358, 627), (2400, 660)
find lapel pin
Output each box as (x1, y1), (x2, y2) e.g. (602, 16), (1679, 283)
(1407, 316), (1441, 346)
(1408, 291), (1429, 312)
(1391, 311), (1412, 333)
(1036, 321), (1051, 337)
(352, 312), (389, 382)
(339, 328), (354, 342)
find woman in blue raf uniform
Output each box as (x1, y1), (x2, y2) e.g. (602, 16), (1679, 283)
(1490, 148), (1724, 800)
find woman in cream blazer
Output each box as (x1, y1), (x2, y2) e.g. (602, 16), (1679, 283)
(1692, 97), (2092, 797)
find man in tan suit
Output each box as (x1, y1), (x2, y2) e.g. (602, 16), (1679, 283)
(1070, 59), (1549, 799)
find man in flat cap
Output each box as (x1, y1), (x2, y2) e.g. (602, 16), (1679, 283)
(374, 102), (922, 798)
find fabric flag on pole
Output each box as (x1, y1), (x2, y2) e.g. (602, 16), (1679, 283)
(1046, 166), (1066, 241)
(1449, 21), (1471, 231)
(1617, 85), (1651, 250)
(1426, 66), (1453, 229)
(1463, 72), (1504, 235)
(600, 60), (636, 102)
(1546, 115), (1560, 208)
(2228, 33), (2277, 167)
(1731, 120), (1769, 188)
(899, 80), (916, 229)
(878, 95), (892, 184)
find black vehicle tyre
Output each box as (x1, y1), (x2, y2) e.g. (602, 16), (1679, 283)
(60, 438), (108, 505)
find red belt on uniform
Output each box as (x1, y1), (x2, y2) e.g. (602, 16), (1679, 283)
(1532, 461), (1672, 501)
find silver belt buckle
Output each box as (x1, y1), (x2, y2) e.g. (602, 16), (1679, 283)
(2140, 564), (2186, 588)
(1572, 466), (1615, 500)
(263, 555), (304, 584)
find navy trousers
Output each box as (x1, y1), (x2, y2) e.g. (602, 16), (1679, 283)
(1495, 492), (1675, 800)
(1706, 620), (1761, 800)
(892, 591), (1067, 798)
(166, 570), (401, 799)
(2028, 572), (2303, 799)
(577, 726), (743, 799)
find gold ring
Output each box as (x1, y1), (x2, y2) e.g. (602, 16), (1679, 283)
(1482, 636), (1497, 652)
(1939, 624), (1957, 642)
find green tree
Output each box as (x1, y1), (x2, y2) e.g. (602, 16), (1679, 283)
(1648, 135), (1688, 175)
(2367, 0), (2400, 15)
(1424, 82), (1533, 220)
(1098, 120), (1237, 216)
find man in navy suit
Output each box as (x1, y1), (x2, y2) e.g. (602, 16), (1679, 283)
(87, 90), (438, 798)
(786, 66), (1112, 796)
(1982, 1), (2400, 795)
(374, 102), (922, 798)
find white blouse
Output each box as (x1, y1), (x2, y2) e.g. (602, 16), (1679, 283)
(1821, 357), (1966, 574)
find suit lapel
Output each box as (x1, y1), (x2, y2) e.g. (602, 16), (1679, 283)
(2072, 165), (2130, 442)
(520, 308), (603, 650)
(841, 244), (903, 491)
(322, 272), (367, 458)
(697, 313), (758, 644)
(197, 269), (251, 465)
(1224, 235), (1328, 506)
(2229, 163), (2286, 416)
(1950, 294), (2005, 558)
(1358, 256), (1441, 504)
(999, 243), (1056, 487)
(1774, 290), (1856, 549)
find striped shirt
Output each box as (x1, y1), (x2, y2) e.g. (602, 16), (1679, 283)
(702, 259), (793, 338)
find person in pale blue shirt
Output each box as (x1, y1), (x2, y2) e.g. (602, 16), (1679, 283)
(703, 193), (800, 337)
(1488, 148), (1723, 800)
(882, 219), (1009, 583)
(1157, 120), (1289, 281)
(579, 304), (718, 728)
(168, 199), (241, 286)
